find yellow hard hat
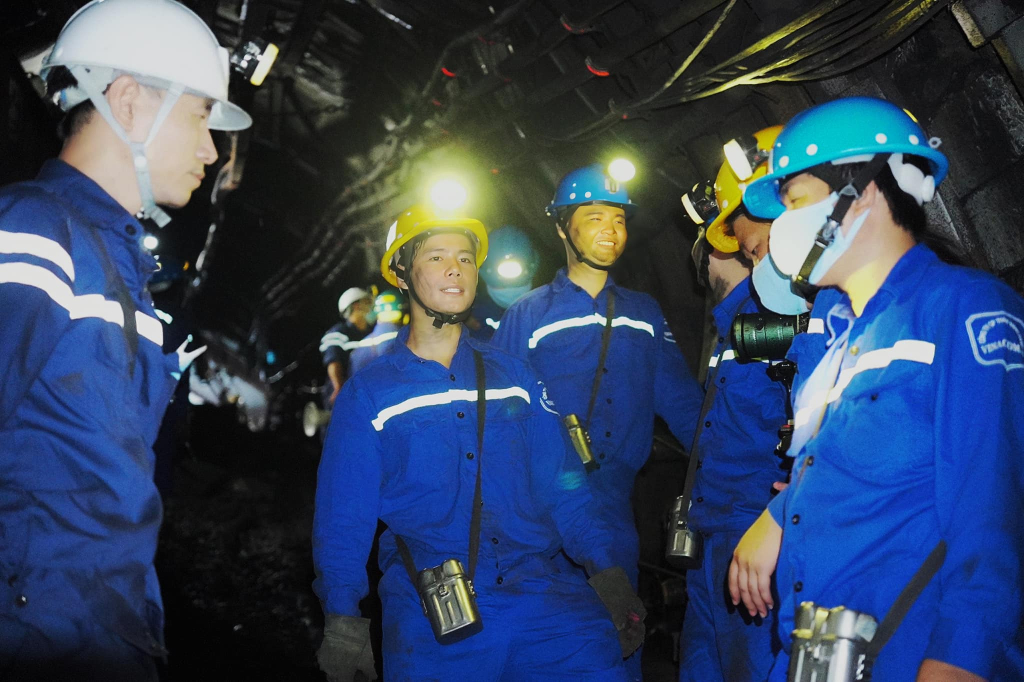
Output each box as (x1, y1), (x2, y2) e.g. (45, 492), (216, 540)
(380, 204), (489, 286)
(706, 125), (783, 253)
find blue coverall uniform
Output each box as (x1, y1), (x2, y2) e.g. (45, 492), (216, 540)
(0, 160), (179, 680)
(347, 320), (402, 377)
(767, 245), (1024, 681)
(319, 319), (368, 405)
(491, 269), (704, 587)
(492, 269), (703, 682)
(679, 277), (788, 682)
(313, 326), (627, 681)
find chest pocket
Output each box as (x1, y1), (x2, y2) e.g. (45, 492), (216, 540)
(822, 343), (936, 483)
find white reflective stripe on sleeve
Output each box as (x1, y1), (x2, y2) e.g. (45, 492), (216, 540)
(0, 230), (75, 281)
(528, 315), (654, 349)
(807, 318), (825, 335)
(356, 331), (398, 349)
(0, 262), (163, 347)
(135, 311), (164, 346)
(371, 386), (531, 431)
(793, 339), (935, 428)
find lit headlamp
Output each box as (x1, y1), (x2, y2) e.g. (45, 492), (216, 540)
(496, 259), (523, 280)
(681, 181), (718, 225)
(231, 39), (279, 87)
(723, 134), (769, 181)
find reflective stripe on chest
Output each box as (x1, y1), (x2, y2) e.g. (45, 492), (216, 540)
(371, 387), (530, 431)
(528, 314), (654, 349)
(794, 339), (935, 428)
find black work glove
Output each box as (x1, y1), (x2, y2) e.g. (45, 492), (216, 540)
(588, 566), (647, 658)
(317, 615), (377, 682)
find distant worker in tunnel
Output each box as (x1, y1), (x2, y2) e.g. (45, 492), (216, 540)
(313, 204), (645, 682)
(0, 0), (253, 680)
(674, 127), (790, 682)
(731, 96), (1024, 682)
(491, 161), (704, 681)
(467, 223), (539, 341)
(347, 287), (408, 377)
(320, 287), (374, 406)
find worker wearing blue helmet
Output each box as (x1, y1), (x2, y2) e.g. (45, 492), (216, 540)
(492, 162), (704, 681)
(469, 224), (539, 340)
(730, 96), (1024, 681)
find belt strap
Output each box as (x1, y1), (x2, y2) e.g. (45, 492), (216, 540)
(396, 349), (486, 582)
(585, 288), (615, 428)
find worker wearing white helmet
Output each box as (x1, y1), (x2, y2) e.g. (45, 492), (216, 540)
(0, 2), (258, 679)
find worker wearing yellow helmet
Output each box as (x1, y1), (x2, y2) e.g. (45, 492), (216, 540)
(313, 204), (642, 681)
(676, 125), (794, 682)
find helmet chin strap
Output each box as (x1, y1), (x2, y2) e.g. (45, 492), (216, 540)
(792, 152), (892, 294)
(562, 225), (613, 272)
(557, 203), (616, 271)
(395, 252), (474, 329)
(68, 66), (183, 228)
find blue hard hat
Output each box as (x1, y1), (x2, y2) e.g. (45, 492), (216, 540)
(743, 97), (949, 219)
(480, 225), (539, 289)
(545, 163), (638, 220)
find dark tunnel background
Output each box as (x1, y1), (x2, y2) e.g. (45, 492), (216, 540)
(3, 1), (1024, 679)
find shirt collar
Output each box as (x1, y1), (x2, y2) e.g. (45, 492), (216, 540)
(388, 324), (481, 372)
(824, 243), (937, 342)
(37, 159), (146, 238)
(552, 267), (617, 296)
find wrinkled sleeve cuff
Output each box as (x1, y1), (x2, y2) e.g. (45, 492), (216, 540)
(767, 488), (788, 526)
(924, 614), (1004, 679)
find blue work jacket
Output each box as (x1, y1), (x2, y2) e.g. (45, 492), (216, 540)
(688, 277), (789, 534)
(312, 326), (616, 617)
(348, 320), (402, 377)
(491, 270), (703, 543)
(0, 160), (178, 655)
(319, 320), (368, 370)
(768, 245), (1024, 680)
(785, 285), (845, 398)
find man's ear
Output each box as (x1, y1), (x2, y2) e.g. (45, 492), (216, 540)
(848, 179), (879, 221)
(105, 74), (145, 138)
(555, 222), (567, 240)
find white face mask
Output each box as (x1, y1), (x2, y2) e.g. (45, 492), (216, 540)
(751, 255), (810, 315)
(769, 192), (871, 285)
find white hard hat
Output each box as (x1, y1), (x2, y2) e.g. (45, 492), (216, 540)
(42, 0), (251, 131)
(338, 287), (370, 316)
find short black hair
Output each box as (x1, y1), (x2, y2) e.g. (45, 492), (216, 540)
(808, 156), (967, 265)
(45, 65), (96, 140)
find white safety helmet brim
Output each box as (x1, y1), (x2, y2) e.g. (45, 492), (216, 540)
(42, 0), (251, 131)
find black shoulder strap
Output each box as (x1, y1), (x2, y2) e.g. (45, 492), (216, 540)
(82, 226), (139, 377)
(674, 349), (726, 523)
(396, 350), (486, 582)
(468, 350), (485, 579)
(865, 540), (946, 660)
(585, 288), (615, 428)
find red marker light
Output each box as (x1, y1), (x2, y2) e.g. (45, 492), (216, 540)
(441, 67), (457, 78)
(585, 57), (609, 77)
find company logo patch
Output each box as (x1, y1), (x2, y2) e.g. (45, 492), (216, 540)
(966, 311), (1024, 371)
(539, 382), (560, 415)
